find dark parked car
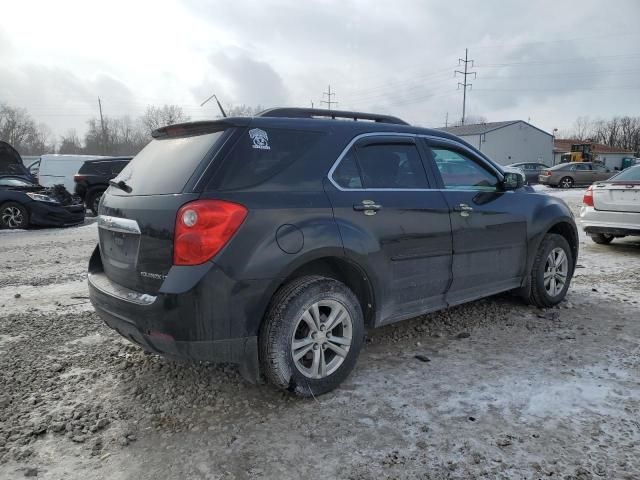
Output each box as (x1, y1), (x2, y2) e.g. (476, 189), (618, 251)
(538, 162), (615, 188)
(507, 162), (549, 184)
(0, 176), (85, 229)
(74, 157), (132, 215)
(0, 141), (38, 184)
(88, 108), (578, 397)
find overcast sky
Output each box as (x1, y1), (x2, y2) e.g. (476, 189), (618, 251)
(2, 0), (639, 139)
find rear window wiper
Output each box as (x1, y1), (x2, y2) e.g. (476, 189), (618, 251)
(109, 179), (132, 193)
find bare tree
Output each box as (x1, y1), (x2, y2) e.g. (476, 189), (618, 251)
(451, 115), (487, 127)
(0, 103), (54, 154)
(141, 105), (190, 134)
(226, 104), (264, 117)
(58, 129), (84, 154)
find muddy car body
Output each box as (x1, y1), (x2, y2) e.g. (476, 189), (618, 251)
(88, 108), (578, 396)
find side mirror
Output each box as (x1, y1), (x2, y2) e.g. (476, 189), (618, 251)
(502, 171), (524, 190)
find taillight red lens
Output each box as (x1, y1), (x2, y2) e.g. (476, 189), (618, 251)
(583, 185), (594, 206)
(73, 174), (86, 182)
(545, 170), (552, 176)
(173, 200), (247, 266)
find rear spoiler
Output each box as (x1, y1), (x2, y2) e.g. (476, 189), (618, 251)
(152, 118), (250, 139)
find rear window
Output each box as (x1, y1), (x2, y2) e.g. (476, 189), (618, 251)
(113, 132), (224, 195)
(610, 165), (640, 181)
(213, 128), (324, 190)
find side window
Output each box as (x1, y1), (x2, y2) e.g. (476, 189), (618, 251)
(332, 152), (362, 189)
(214, 128), (325, 190)
(112, 161), (128, 175)
(355, 142), (428, 189)
(575, 163), (591, 171)
(430, 148), (499, 191)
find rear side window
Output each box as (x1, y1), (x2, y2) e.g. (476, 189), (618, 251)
(332, 153), (363, 189)
(113, 132), (224, 195)
(355, 143), (428, 189)
(573, 164), (591, 171)
(214, 128), (324, 190)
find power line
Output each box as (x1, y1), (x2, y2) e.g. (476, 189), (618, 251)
(320, 84), (338, 110)
(455, 48), (476, 126)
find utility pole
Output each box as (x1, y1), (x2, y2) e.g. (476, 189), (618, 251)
(454, 48), (476, 125)
(98, 97), (105, 155)
(445, 112), (449, 127)
(310, 100), (314, 108)
(321, 84), (338, 110)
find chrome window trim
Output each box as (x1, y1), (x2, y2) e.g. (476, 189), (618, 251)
(98, 215), (141, 235)
(327, 132), (504, 192)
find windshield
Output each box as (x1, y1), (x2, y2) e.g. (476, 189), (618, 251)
(112, 131), (225, 195)
(609, 165), (640, 182)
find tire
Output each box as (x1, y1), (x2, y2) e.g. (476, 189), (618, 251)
(523, 233), (574, 308)
(590, 233), (614, 245)
(559, 176), (574, 188)
(259, 275), (364, 397)
(0, 202), (29, 229)
(87, 188), (105, 216)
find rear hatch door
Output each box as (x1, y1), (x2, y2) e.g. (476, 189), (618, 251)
(98, 123), (242, 294)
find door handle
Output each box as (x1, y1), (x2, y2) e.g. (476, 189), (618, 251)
(454, 203), (473, 217)
(353, 200), (382, 215)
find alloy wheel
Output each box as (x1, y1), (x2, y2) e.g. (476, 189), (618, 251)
(1, 206), (25, 228)
(560, 178), (573, 188)
(544, 247), (568, 297)
(291, 300), (353, 379)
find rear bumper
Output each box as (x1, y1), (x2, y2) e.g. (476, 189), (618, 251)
(538, 175), (554, 185)
(579, 206), (640, 236)
(87, 247), (272, 381)
(29, 201), (85, 227)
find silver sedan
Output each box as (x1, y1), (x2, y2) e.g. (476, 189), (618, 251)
(580, 165), (640, 244)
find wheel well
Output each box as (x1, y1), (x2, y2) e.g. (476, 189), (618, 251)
(547, 221), (578, 265)
(282, 257), (375, 327)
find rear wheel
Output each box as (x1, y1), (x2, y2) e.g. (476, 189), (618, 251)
(559, 176), (574, 188)
(523, 233), (574, 308)
(590, 233), (614, 245)
(0, 202), (29, 229)
(259, 275), (364, 397)
(87, 189), (105, 216)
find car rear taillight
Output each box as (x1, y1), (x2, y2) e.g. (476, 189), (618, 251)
(583, 185), (594, 206)
(73, 174), (86, 183)
(545, 170), (552, 176)
(173, 200), (247, 266)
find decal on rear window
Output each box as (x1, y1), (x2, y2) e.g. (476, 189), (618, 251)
(249, 128), (270, 150)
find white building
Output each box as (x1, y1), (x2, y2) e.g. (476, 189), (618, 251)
(439, 120), (553, 166)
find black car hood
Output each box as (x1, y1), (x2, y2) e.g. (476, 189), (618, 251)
(0, 141), (31, 177)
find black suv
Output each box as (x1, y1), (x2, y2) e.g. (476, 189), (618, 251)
(74, 157), (132, 214)
(88, 108), (578, 396)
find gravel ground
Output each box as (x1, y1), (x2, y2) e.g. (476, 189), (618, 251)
(1, 188), (639, 479)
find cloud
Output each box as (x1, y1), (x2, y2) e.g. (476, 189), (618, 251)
(192, 48), (289, 108)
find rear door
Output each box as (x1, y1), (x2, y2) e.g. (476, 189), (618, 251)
(98, 127), (233, 294)
(572, 163), (594, 185)
(422, 139), (528, 306)
(325, 135), (452, 324)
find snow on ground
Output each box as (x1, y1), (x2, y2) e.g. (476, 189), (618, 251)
(0, 189), (639, 479)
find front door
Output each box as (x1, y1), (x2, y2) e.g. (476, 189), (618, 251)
(422, 140), (528, 306)
(325, 135), (452, 325)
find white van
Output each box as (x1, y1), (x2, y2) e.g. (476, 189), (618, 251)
(37, 154), (109, 192)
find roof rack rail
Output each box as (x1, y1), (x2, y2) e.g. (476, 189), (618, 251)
(256, 107), (409, 125)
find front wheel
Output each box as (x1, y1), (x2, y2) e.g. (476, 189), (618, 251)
(590, 233), (614, 245)
(0, 202), (29, 229)
(259, 275), (364, 397)
(523, 233), (574, 308)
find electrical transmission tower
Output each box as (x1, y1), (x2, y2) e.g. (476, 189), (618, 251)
(321, 84), (338, 110)
(454, 48), (477, 125)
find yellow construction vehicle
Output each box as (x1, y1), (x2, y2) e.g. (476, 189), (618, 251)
(561, 143), (594, 163)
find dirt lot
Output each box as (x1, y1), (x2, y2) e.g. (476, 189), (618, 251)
(1, 188), (639, 479)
